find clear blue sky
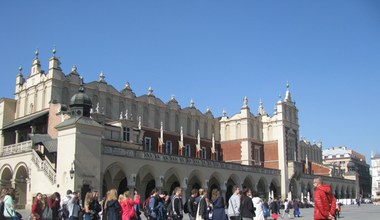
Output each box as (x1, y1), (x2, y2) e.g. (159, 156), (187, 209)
(1, 0), (379, 163)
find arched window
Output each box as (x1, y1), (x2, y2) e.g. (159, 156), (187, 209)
(175, 114), (180, 132)
(236, 123), (241, 139)
(106, 98), (112, 117)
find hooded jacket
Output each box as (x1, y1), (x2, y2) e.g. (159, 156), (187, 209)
(314, 184), (336, 220)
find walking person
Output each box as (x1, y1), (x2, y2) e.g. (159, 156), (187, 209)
(281, 199), (290, 219)
(270, 198), (279, 220)
(227, 186), (241, 220)
(313, 177), (336, 220)
(239, 188), (255, 220)
(148, 188), (159, 220)
(211, 188), (227, 220)
(251, 191), (264, 220)
(293, 199), (300, 218)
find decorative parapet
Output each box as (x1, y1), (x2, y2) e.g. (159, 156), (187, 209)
(1, 140), (33, 156)
(31, 150), (56, 184)
(103, 146), (280, 175)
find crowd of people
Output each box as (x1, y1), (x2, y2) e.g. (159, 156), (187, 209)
(0, 177), (341, 220)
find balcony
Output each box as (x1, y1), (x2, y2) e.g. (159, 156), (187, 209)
(1, 140), (33, 156)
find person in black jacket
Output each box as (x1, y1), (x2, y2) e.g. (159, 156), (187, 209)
(171, 187), (183, 220)
(188, 189), (199, 220)
(239, 188), (255, 220)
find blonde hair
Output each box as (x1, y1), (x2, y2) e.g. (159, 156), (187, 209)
(105, 189), (118, 210)
(123, 191), (131, 199)
(84, 192), (93, 210)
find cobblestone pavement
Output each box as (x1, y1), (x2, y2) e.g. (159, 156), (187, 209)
(17, 204), (379, 220)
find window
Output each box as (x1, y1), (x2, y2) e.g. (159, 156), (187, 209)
(254, 145), (261, 165)
(165, 141), (172, 155)
(185, 144), (191, 157)
(215, 150), (219, 161)
(144, 137), (152, 151)
(123, 127), (130, 142)
(201, 147), (207, 159)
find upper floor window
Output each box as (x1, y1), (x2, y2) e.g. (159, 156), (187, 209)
(165, 141), (173, 155)
(201, 147), (207, 159)
(215, 150), (219, 161)
(144, 137), (152, 151)
(185, 144), (191, 157)
(123, 127), (130, 142)
(254, 145), (261, 165)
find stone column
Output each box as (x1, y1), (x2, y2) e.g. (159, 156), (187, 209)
(15, 130), (19, 144)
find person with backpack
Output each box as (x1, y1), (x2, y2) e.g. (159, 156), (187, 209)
(148, 188), (159, 220)
(313, 177), (336, 220)
(156, 191), (168, 220)
(3, 188), (17, 220)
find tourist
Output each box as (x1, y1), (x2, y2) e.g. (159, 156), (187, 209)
(211, 188), (227, 220)
(239, 188), (255, 220)
(313, 177), (336, 220)
(227, 186), (241, 220)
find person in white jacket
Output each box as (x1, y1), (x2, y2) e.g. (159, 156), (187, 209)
(251, 192), (265, 220)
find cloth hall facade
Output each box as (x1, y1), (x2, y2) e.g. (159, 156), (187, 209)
(0, 50), (357, 209)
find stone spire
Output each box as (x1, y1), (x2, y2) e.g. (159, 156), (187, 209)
(16, 66), (24, 85)
(190, 99), (195, 108)
(31, 49), (41, 76)
(242, 96), (249, 109)
(49, 47), (62, 71)
(99, 71), (106, 83)
(284, 81), (292, 102)
(258, 99), (266, 115)
(147, 86), (154, 96)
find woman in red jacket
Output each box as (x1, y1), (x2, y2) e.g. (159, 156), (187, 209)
(120, 190), (140, 220)
(32, 193), (43, 220)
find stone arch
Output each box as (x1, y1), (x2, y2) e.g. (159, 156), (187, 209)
(257, 177), (268, 198)
(136, 164), (159, 200)
(186, 170), (202, 197)
(225, 174), (241, 202)
(163, 167), (181, 195)
(0, 164), (13, 189)
(242, 175), (254, 191)
(289, 178), (298, 200)
(14, 163), (29, 208)
(208, 171), (224, 198)
(269, 177), (280, 199)
(102, 163), (127, 196)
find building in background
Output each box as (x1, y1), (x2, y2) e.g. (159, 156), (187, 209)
(323, 146), (371, 198)
(0, 50), (357, 209)
(371, 152), (380, 204)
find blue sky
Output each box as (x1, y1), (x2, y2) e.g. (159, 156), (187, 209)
(1, 0), (379, 163)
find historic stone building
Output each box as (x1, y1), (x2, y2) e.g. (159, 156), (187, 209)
(370, 152), (380, 203)
(0, 50), (357, 208)
(323, 146), (371, 198)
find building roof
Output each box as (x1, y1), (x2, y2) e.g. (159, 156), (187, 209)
(1, 110), (49, 130)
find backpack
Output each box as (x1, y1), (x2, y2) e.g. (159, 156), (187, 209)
(142, 197), (151, 217)
(0, 201), (4, 219)
(59, 203), (69, 219)
(183, 198), (190, 214)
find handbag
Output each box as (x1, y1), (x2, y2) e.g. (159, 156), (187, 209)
(295, 209), (300, 216)
(271, 213), (278, 219)
(262, 204), (270, 218)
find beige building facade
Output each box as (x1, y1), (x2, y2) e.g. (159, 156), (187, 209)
(0, 50), (357, 209)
